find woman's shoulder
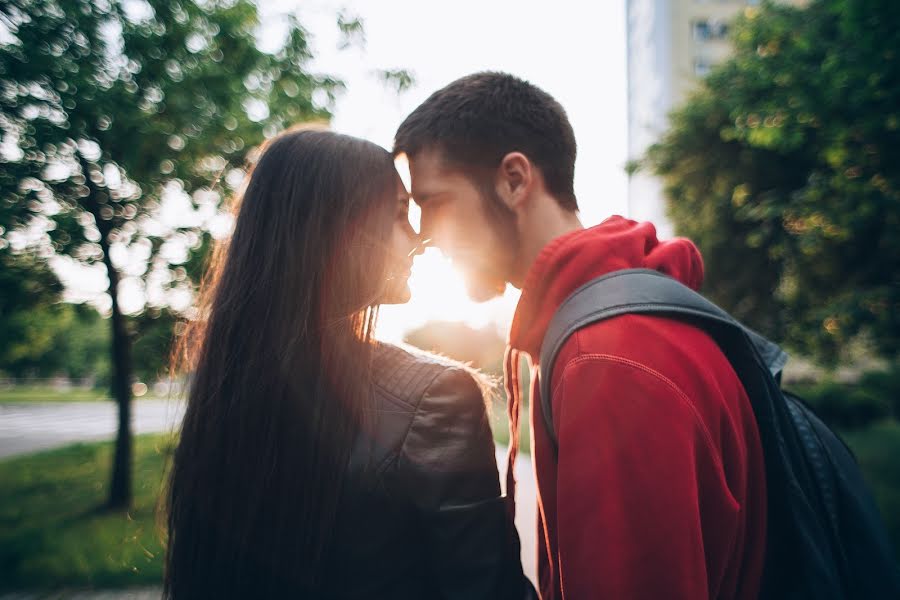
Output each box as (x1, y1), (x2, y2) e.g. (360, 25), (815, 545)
(372, 342), (490, 410)
(374, 343), (501, 513)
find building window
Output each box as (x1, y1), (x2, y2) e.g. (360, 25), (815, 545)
(692, 19), (729, 41)
(694, 59), (712, 77)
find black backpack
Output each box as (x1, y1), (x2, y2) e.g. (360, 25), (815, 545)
(537, 268), (900, 599)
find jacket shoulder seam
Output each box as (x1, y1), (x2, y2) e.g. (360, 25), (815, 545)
(396, 366), (453, 456)
(373, 380), (418, 410)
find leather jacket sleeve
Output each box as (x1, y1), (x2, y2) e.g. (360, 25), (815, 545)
(396, 367), (535, 600)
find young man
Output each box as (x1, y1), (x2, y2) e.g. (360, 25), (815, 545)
(394, 72), (768, 600)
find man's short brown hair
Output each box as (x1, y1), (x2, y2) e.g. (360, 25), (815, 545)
(394, 72), (578, 211)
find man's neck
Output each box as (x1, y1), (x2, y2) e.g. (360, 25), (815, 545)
(511, 195), (583, 288)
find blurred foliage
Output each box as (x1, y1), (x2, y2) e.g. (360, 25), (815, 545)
(377, 68), (415, 94)
(788, 363), (900, 430)
(0, 247), (170, 384)
(0, 0), (341, 270)
(858, 368), (900, 419)
(333, 11), (413, 93)
(0, 0), (340, 318)
(0, 249), (63, 373)
(404, 320), (507, 374)
(38, 303), (110, 382)
(0, 250), (110, 381)
(336, 11), (365, 51)
(130, 306), (180, 384)
(644, 0), (900, 365)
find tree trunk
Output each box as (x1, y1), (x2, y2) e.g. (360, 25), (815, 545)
(78, 155), (134, 511)
(101, 235), (134, 510)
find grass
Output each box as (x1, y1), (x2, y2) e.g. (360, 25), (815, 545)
(1, 424), (897, 592)
(0, 386), (163, 403)
(0, 434), (174, 593)
(0, 386), (111, 403)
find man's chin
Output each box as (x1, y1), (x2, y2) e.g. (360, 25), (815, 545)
(465, 277), (507, 303)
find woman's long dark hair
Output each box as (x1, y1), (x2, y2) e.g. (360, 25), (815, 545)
(163, 128), (399, 598)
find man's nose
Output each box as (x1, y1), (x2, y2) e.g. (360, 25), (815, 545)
(417, 213), (443, 250)
(410, 234), (429, 257)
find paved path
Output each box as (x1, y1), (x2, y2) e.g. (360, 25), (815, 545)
(0, 400), (539, 593)
(498, 442), (539, 587)
(0, 401), (184, 460)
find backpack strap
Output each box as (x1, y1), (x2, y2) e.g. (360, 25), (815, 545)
(537, 268), (788, 450)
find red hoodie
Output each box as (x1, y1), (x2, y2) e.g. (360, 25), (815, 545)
(506, 217), (767, 600)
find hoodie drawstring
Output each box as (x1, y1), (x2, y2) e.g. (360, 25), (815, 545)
(503, 345), (521, 523)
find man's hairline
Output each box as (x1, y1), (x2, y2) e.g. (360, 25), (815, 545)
(398, 141), (577, 212)
(397, 144), (490, 199)
(398, 142), (536, 185)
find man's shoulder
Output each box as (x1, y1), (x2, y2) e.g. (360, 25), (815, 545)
(565, 313), (720, 357)
(552, 313), (744, 404)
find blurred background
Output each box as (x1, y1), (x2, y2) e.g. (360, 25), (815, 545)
(1, 0), (897, 596)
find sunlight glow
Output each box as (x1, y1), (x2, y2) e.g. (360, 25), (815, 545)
(394, 154), (411, 193)
(376, 247), (520, 344)
(375, 157), (520, 344)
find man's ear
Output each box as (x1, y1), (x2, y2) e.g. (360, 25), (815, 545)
(495, 152), (533, 211)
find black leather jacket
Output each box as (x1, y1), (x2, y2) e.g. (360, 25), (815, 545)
(320, 343), (535, 599)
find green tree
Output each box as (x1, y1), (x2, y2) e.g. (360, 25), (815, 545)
(644, 0), (900, 365)
(49, 303), (111, 383)
(0, 0), (341, 508)
(0, 251), (110, 382)
(0, 250), (64, 377)
(130, 306), (177, 385)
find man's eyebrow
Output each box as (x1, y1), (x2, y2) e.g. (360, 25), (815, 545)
(412, 190), (448, 204)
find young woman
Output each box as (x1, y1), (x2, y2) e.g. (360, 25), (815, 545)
(163, 128), (533, 599)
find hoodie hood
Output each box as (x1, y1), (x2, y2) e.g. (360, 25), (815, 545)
(509, 215), (705, 358)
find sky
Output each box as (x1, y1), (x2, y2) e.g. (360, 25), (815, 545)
(54, 0), (630, 344)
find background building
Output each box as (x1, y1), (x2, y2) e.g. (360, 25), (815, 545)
(626, 0), (764, 237)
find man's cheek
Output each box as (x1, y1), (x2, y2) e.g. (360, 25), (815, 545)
(417, 210), (436, 242)
(426, 213), (456, 250)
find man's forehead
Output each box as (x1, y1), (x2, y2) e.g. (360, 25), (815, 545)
(407, 147), (453, 176)
(407, 148), (469, 200)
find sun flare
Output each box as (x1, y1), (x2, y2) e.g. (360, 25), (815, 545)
(376, 248), (520, 344)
